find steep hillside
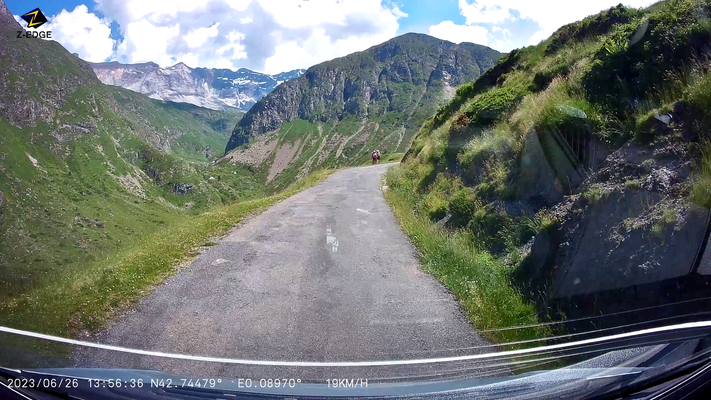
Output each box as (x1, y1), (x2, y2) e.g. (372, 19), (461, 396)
(222, 33), (501, 184)
(91, 61), (305, 111)
(106, 91), (243, 162)
(387, 0), (711, 334)
(0, 0), (261, 321)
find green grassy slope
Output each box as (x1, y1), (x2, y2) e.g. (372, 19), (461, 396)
(387, 0), (711, 338)
(0, 167), (332, 338)
(110, 91), (243, 162)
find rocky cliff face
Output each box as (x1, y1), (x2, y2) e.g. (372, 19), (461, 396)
(226, 33), (502, 153)
(91, 61), (305, 111)
(0, 3), (99, 129)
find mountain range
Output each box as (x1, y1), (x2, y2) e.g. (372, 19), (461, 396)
(223, 33), (502, 183)
(91, 61), (305, 111)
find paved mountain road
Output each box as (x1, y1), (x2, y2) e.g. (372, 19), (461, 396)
(78, 164), (492, 380)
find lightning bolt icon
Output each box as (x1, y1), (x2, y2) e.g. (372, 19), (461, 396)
(21, 8), (47, 29)
(24, 10), (41, 27)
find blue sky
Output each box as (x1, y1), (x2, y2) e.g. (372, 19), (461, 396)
(396, 0), (465, 33)
(7, 0), (655, 74)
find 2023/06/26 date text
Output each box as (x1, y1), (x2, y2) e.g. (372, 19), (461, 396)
(7, 378), (80, 389)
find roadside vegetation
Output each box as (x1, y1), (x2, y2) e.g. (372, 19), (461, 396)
(387, 0), (711, 342)
(0, 168), (333, 337)
(384, 176), (550, 344)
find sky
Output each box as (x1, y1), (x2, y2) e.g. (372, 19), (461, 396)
(6, 0), (657, 75)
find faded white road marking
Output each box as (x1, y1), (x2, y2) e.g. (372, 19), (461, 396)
(326, 226), (338, 252)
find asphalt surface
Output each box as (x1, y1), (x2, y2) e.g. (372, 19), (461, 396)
(76, 164), (493, 381)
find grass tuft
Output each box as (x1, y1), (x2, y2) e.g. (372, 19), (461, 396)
(691, 147), (711, 208)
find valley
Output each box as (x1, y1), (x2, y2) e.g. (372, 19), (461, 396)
(0, 1), (267, 337)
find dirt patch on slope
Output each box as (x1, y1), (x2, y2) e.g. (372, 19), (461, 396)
(297, 126), (326, 180)
(221, 131), (278, 166)
(115, 174), (146, 198)
(267, 140), (301, 181)
(443, 83), (456, 101)
(25, 153), (40, 168)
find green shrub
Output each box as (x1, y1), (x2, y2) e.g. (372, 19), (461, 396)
(634, 107), (673, 142)
(625, 179), (642, 189)
(419, 174), (461, 221)
(458, 124), (521, 184)
(432, 50), (524, 128)
(523, 209), (559, 235)
(462, 86), (525, 126)
(422, 195), (449, 221)
(514, 75), (611, 144)
(449, 187), (480, 226)
(582, 0), (711, 114)
(465, 202), (547, 255)
(546, 5), (641, 54)
(532, 66), (569, 92)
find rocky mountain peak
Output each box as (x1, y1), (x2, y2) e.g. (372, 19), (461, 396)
(0, 0), (21, 31)
(0, 0), (20, 27)
(0, 0), (99, 128)
(169, 62), (191, 71)
(225, 33), (502, 153)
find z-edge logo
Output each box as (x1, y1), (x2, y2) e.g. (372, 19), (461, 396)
(17, 8), (52, 39)
(22, 8), (47, 28)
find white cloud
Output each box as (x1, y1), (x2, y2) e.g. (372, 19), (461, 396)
(184, 23), (220, 49)
(390, 5), (408, 19)
(459, 0), (510, 24)
(115, 19), (180, 66)
(90, 0), (406, 73)
(428, 21), (488, 46)
(459, 0), (657, 47)
(15, 5), (115, 62)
